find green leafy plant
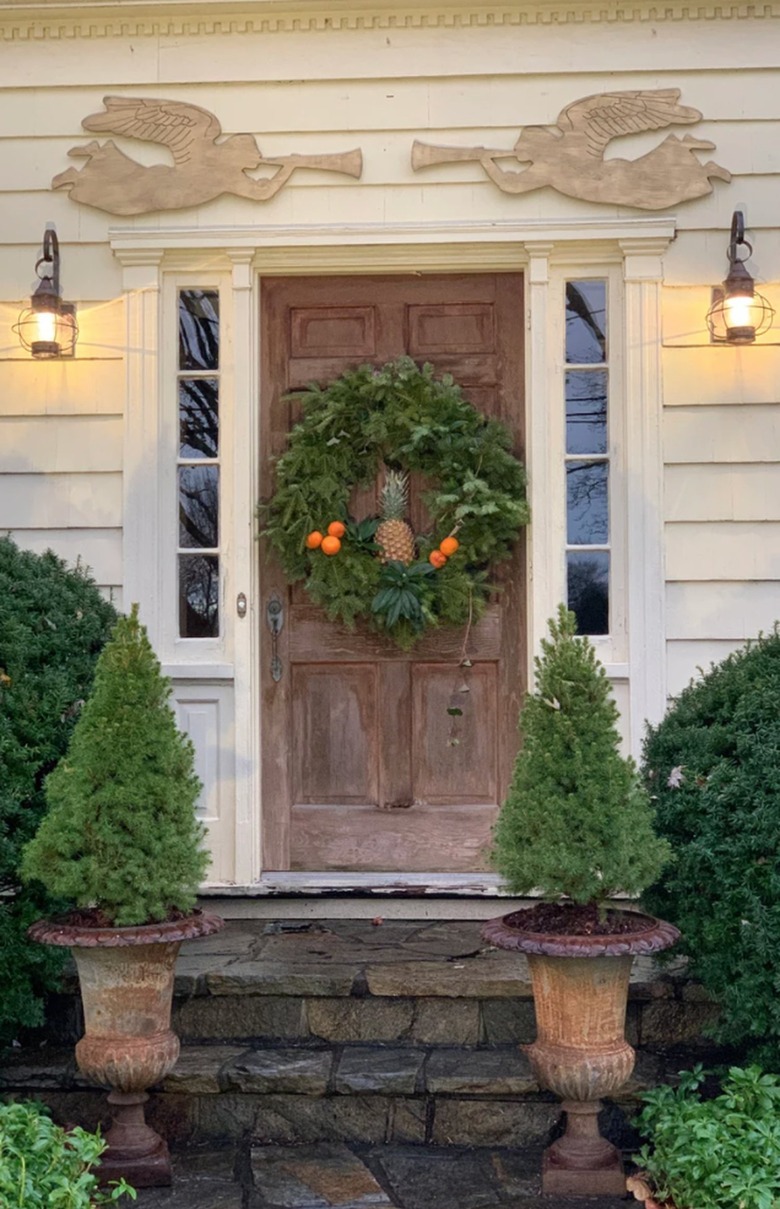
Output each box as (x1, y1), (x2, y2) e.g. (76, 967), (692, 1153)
(0, 1100), (135, 1207)
(633, 1065), (780, 1209)
(22, 605), (209, 927)
(491, 605), (671, 906)
(372, 559), (437, 636)
(642, 629), (780, 1067)
(0, 538), (116, 1042)
(260, 357), (528, 646)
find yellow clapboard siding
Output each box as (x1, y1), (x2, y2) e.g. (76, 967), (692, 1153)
(665, 464), (780, 522)
(0, 249), (123, 309)
(98, 584), (123, 609)
(666, 521), (780, 581)
(7, 121), (779, 194)
(8, 527), (123, 585)
(664, 405), (780, 465)
(7, 172), (766, 233)
(667, 581), (780, 641)
(663, 344), (780, 406)
(4, 471), (122, 528)
(2, 77), (780, 140)
(0, 415), (123, 472)
(0, 357), (125, 417)
(667, 638), (748, 697)
(3, 18), (776, 89)
(663, 231), (780, 286)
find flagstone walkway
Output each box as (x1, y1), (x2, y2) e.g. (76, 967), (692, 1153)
(134, 1142), (629, 1208)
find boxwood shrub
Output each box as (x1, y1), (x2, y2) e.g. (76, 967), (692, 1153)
(0, 537), (116, 1043)
(642, 629), (780, 1067)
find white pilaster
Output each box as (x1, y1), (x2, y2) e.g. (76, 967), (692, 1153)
(525, 242), (560, 676)
(620, 238), (670, 752)
(228, 251), (261, 884)
(119, 252), (164, 647)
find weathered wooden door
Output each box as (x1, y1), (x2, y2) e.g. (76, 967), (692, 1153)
(260, 274), (525, 873)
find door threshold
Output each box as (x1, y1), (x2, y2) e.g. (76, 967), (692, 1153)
(202, 872), (511, 896)
(198, 872), (535, 920)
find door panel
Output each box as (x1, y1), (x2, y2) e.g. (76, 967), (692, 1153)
(260, 273), (525, 874)
(291, 664), (379, 804)
(412, 663), (498, 803)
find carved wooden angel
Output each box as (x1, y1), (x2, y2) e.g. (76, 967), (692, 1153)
(52, 96), (363, 216)
(412, 90), (730, 209)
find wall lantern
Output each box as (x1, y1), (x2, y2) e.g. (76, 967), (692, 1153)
(14, 227), (78, 359)
(706, 210), (774, 345)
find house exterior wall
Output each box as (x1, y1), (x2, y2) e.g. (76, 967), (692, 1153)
(1, 0), (778, 885)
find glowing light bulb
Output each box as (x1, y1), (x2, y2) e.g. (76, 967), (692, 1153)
(35, 310), (57, 344)
(725, 292), (754, 330)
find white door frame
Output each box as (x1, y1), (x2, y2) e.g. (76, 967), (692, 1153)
(114, 215), (674, 889)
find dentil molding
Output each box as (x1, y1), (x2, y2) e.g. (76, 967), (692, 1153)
(1, 0), (777, 39)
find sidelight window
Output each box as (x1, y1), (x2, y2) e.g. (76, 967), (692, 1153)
(564, 279), (610, 636)
(177, 289), (221, 638)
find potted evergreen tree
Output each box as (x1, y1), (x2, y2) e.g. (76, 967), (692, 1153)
(21, 605), (222, 1189)
(483, 606), (678, 1195)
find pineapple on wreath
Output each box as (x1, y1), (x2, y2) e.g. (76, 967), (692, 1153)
(376, 469), (416, 565)
(260, 357), (529, 648)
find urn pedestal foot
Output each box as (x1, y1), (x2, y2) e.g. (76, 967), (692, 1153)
(542, 1100), (625, 1196)
(98, 1091), (172, 1188)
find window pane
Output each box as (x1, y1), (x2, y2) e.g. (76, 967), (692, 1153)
(179, 554), (219, 637)
(567, 460), (609, 545)
(179, 465), (219, 549)
(566, 371), (607, 455)
(179, 290), (220, 371)
(567, 551), (609, 636)
(566, 280), (606, 364)
(179, 379), (219, 458)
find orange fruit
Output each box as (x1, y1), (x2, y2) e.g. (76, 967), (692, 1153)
(327, 520), (346, 538)
(429, 550), (447, 568)
(321, 535), (342, 556)
(305, 530), (323, 549)
(439, 536), (459, 557)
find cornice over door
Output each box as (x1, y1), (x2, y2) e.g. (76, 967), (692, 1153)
(2, 0), (777, 40)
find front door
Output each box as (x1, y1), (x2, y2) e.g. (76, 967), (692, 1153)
(260, 273), (525, 874)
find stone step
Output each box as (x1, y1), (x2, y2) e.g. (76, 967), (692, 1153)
(10, 919), (723, 1154)
(40, 919), (718, 1052)
(0, 1041), (671, 1151)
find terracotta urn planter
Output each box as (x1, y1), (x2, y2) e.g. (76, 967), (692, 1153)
(482, 910), (679, 1196)
(29, 909), (223, 1188)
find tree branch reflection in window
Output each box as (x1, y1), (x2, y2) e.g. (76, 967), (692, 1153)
(565, 280), (609, 635)
(177, 290), (220, 637)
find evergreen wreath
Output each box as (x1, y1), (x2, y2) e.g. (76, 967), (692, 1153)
(260, 357), (529, 648)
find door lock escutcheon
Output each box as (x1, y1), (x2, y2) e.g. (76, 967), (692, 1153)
(266, 595), (284, 682)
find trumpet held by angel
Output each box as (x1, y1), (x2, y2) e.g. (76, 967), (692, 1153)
(52, 96), (363, 216)
(412, 89), (730, 209)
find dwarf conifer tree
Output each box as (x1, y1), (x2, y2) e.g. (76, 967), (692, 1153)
(0, 538), (116, 1040)
(22, 606), (208, 926)
(491, 605), (670, 905)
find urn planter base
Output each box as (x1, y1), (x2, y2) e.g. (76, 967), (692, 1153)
(98, 1090), (172, 1188)
(542, 1100), (625, 1195)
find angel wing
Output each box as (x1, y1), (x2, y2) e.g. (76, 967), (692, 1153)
(81, 97), (222, 166)
(556, 89), (703, 158)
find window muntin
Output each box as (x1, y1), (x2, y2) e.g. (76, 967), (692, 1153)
(177, 289), (220, 638)
(565, 279), (609, 636)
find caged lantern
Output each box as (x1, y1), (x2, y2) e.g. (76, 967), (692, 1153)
(15, 226), (78, 359)
(706, 210), (774, 345)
